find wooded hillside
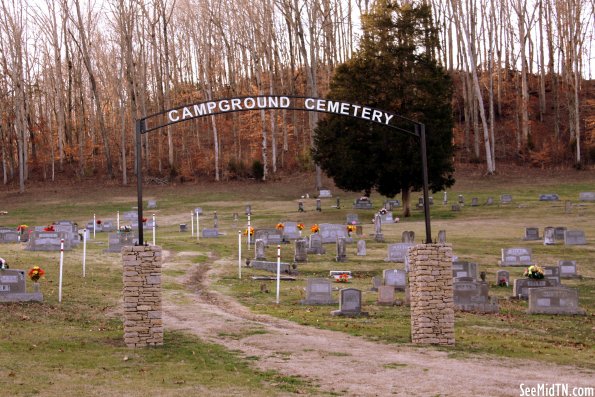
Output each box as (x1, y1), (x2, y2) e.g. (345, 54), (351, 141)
(1, 0), (593, 192)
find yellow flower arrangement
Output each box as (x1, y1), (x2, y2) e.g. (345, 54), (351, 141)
(243, 226), (254, 236)
(310, 224), (319, 233)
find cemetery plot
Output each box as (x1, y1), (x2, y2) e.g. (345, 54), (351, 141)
(527, 287), (585, 315)
(564, 230), (586, 245)
(26, 231), (72, 251)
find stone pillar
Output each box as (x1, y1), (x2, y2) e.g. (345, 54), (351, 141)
(407, 244), (455, 346)
(122, 245), (163, 348)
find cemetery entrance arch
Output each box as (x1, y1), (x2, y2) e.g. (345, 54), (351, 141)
(134, 95), (431, 245)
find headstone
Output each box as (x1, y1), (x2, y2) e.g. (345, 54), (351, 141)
(374, 214), (384, 243)
(486, 197), (494, 205)
(437, 230), (446, 243)
(451, 204), (461, 211)
(564, 201), (572, 214)
(194, 207), (203, 215)
(354, 197), (372, 209)
(513, 278), (555, 299)
(453, 279), (498, 313)
(213, 212), (218, 229)
(319, 223), (350, 244)
(318, 189), (332, 198)
(527, 287), (585, 315)
(384, 243), (414, 263)
(105, 232), (136, 253)
(564, 230), (586, 245)
(316, 199), (322, 212)
(300, 278), (335, 305)
(458, 194), (464, 204)
(380, 211), (393, 223)
(298, 201), (305, 212)
(101, 221), (115, 233)
(147, 199), (157, 209)
(385, 199), (400, 210)
(356, 240), (366, 256)
(294, 239), (308, 262)
(377, 285), (396, 306)
(355, 225), (363, 236)
(496, 270), (510, 286)
(255, 239), (266, 260)
(539, 193), (559, 201)
(543, 266), (561, 286)
(401, 231), (415, 243)
(254, 229), (283, 246)
(123, 211), (137, 220)
(249, 260), (296, 275)
(470, 197), (479, 207)
(578, 192), (595, 201)
(87, 221), (103, 232)
(335, 237), (347, 262)
(336, 197), (341, 209)
(331, 288), (367, 317)
(245, 205), (251, 215)
(346, 213), (360, 225)
(554, 227), (567, 241)
(370, 276), (382, 292)
(202, 228), (219, 238)
(500, 194), (513, 204)
(282, 221), (301, 240)
(26, 231), (72, 251)
(0, 269), (43, 302)
(0, 230), (19, 243)
(383, 269), (407, 290)
(558, 260), (579, 278)
(307, 234), (326, 255)
(442, 191), (448, 205)
(523, 227), (540, 241)
(452, 261), (478, 280)
(543, 227), (555, 245)
(179, 224), (187, 232)
(500, 247), (533, 267)
(232, 213), (239, 223)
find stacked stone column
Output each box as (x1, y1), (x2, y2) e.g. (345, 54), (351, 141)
(407, 244), (455, 346)
(122, 245), (163, 348)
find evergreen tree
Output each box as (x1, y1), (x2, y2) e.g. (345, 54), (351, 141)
(312, 0), (454, 216)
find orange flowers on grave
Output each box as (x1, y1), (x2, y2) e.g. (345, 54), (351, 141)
(43, 225), (55, 232)
(243, 226), (254, 236)
(297, 223), (305, 231)
(276, 223), (284, 230)
(310, 224), (319, 233)
(335, 273), (350, 283)
(28, 266), (45, 282)
(346, 224), (357, 234)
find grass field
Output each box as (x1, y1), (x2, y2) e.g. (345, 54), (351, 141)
(0, 167), (594, 396)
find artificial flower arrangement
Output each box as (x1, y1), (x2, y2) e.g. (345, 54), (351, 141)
(276, 223), (284, 230)
(28, 266), (45, 282)
(142, 217), (148, 223)
(310, 224), (319, 233)
(498, 278), (509, 287)
(243, 226), (254, 236)
(335, 273), (350, 283)
(17, 224), (28, 232)
(43, 225), (55, 232)
(346, 224), (357, 234)
(119, 225), (132, 233)
(96, 219), (102, 225)
(523, 265), (545, 279)
(297, 223), (305, 231)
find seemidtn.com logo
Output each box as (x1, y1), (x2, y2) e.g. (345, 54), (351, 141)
(520, 384), (594, 397)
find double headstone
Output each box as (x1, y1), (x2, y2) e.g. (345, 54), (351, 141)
(0, 229), (19, 243)
(353, 198), (372, 209)
(578, 192), (595, 201)
(527, 287), (585, 315)
(319, 223), (350, 244)
(500, 194), (513, 204)
(500, 247), (532, 267)
(384, 243), (414, 263)
(513, 278), (556, 299)
(452, 261), (478, 280)
(26, 231), (72, 251)
(253, 229), (283, 246)
(318, 189), (332, 198)
(202, 228), (219, 238)
(539, 193), (559, 201)
(453, 278), (498, 313)
(564, 230), (586, 245)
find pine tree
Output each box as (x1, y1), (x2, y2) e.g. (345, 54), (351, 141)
(312, 0), (455, 216)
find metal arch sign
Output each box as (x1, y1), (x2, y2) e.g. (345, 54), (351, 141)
(134, 95), (431, 245)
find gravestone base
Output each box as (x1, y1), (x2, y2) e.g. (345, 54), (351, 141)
(374, 233), (385, 243)
(0, 292), (43, 303)
(248, 260), (297, 275)
(331, 309), (369, 317)
(456, 298), (499, 314)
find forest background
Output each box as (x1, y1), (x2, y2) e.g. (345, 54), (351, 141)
(1, 0), (594, 193)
